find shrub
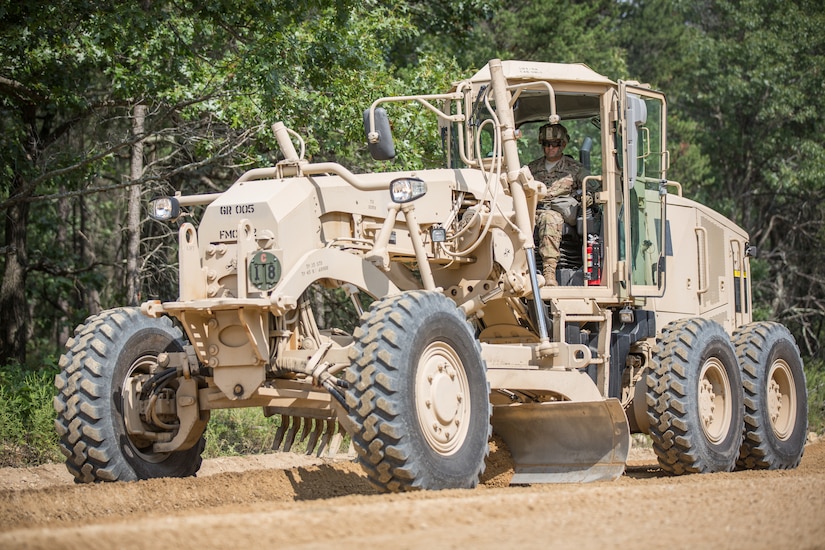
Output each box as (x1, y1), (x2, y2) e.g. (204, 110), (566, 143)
(805, 359), (825, 435)
(0, 363), (61, 466)
(204, 408), (282, 457)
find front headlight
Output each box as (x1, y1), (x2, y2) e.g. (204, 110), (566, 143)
(148, 196), (181, 221)
(390, 177), (427, 203)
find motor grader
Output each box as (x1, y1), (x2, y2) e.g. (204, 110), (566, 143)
(55, 59), (808, 490)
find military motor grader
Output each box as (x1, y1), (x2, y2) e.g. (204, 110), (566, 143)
(55, 59), (808, 490)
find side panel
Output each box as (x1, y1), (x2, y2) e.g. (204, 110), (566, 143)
(651, 195), (752, 334)
(652, 201), (701, 319)
(198, 179), (322, 300)
(696, 209), (729, 314)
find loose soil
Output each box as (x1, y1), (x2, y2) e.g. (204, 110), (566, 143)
(1, 439), (823, 549)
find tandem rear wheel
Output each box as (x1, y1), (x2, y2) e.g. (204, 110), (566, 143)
(733, 321), (807, 469)
(647, 318), (744, 474)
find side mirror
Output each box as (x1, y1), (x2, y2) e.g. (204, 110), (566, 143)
(363, 107), (396, 161)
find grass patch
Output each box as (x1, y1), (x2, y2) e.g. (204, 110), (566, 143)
(204, 408), (282, 458)
(0, 363), (61, 467)
(804, 359), (825, 434)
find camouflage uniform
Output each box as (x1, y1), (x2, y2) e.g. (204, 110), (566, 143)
(528, 155), (588, 264)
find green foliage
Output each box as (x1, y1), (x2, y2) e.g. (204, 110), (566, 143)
(0, 0), (438, 365)
(460, 0), (627, 78)
(203, 408), (281, 457)
(805, 359), (825, 434)
(0, 362), (61, 466)
(620, 0), (825, 358)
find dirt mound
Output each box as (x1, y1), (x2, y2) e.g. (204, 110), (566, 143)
(0, 441), (823, 549)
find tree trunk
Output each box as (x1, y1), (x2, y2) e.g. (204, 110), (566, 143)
(126, 104), (146, 306)
(79, 196), (101, 315)
(0, 176), (30, 365)
(56, 188), (70, 350)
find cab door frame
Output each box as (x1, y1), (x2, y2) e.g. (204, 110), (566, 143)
(619, 81), (669, 299)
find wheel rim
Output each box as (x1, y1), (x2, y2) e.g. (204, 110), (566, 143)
(767, 359), (797, 440)
(121, 354), (171, 463)
(697, 357), (733, 444)
(415, 341), (472, 456)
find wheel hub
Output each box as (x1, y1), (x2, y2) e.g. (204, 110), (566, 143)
(416, 342), (471, 455)
(121, 355), (177, 462)
(699, 379), (717, 427)
(698, 358), (732, 444)
(431, 365), (460, 424)
(767, 359), (796, 440)
(768, 379), (782, 425)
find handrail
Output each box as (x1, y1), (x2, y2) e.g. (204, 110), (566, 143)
(234, 162), (390, 192)
(664, 179), (682, 196)
(694, 226), (709, 295)
(175, 192), (222, 207)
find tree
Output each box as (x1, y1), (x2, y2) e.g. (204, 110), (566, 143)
(0, 0), (480, 367)
(0, 1), (357, 365)
(457, 0), (627, 77)
(620, 0), (825, 357)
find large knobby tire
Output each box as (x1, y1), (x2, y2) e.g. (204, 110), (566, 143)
(733, 322), (807, 469)
(54, 308), (205, 482)
(647, 318), (744, 474)
(345, 290), (491, 492)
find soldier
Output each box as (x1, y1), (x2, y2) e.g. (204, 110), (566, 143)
(527, 123), (588, 286)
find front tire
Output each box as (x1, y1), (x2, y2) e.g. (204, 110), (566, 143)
(54, 308), (205, 482)
(647, 318), (744, 474)
(733, 322), (807, 469)
(345, 291), (491, 492)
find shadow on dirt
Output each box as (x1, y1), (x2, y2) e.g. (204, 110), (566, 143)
(624, 464), (665, 479)
(285, 464), (379, 500)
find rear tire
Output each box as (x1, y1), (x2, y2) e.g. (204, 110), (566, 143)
(647, 318), (744, 474)
(345, 291), (491, 492)
(733, 322), (807, 469)
(54, 308), (205, 482)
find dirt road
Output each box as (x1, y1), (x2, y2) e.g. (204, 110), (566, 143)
(1, 439), (823, 549)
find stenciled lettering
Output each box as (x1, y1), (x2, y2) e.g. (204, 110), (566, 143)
(218, 204), (255, 215)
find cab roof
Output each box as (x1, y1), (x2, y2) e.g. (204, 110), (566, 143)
(467, 60), (615, 87)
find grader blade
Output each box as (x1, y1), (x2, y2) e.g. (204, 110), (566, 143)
(491, 399), (630, 484)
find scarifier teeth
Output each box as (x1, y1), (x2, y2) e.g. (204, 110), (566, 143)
(272, 415), (347, 457)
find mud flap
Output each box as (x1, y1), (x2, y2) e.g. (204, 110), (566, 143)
(491, 398), (630, 484)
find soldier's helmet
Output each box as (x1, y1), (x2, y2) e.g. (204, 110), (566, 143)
(538, 123), (570, 145)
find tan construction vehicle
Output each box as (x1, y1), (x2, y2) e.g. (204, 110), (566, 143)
(55, 59), (808, 490)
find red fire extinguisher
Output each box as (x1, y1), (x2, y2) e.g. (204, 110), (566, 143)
(586, 234), (601, 286)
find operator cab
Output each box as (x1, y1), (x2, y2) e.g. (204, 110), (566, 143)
(461, 75), (668, 296)
(511, 89), (605, 287)
(440, 84), (608, 288)
(517, 115), (604, 287)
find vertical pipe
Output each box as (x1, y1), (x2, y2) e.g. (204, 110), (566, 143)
(272, 121), (300, 162)
(488, 59), (550, 344)
(402, 203), (436, 290)
(488, 60), (533, 248)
